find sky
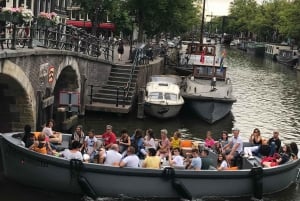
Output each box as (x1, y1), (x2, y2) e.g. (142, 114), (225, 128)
(205, 0), (264, 17)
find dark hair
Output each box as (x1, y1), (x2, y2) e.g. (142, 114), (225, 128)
(24, 124), (31, 133)
(46, 119), (54, 127)
(134, 129), (143, 139)
(148, 148), (157, 156)
(120, 128), (128, 135)
(290, 142), (298, 156)
(220, 131), (228, 140)
(147, 128), (155, 139)
(202, 149), (209, 156)
(71, 141), (81, 149)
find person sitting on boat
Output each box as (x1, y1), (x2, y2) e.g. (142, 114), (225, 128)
(215, 131), (229, 154)
(42, 119), (62, 144)
(101, 125), (117, 150)
(204, 131), (216, 150)
(290, 142), (298, 160)
(131, 128), (146, 158)
(157, 129), (171, 159)
(29, 132), (53, 155)
(61, 141), (83, 161)
(118, 128), (131, 156)
(170, 130), (181, 150)
(186, 148), (202, 171)
(168, 147), (184, 168)
(119, 146), (140, 168)
(22, 124), (34, 148)
(262, 144), (291, 168)
(144, 128), (156, 152)
(71, 125), (85, 153)
(268, 130), (281, 156)
(200, 149), (214, 170)
(243, 128), (262, 159)
(257, 138), (271, 157)
(84, 129), (98, 162)
(142, 148), (161, 169)
(99, 144), (122, 166)
(217, 153), (229, 171)
(222, 128), (243, 168)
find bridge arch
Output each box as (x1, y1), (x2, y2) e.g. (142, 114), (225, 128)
(52, 57), (82, 119)
(0, 60), (36, 132)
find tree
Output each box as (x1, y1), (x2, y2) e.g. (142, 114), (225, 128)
(278, 0), (300, 45)
(227, 0), (259, 38)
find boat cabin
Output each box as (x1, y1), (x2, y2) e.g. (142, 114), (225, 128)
(186, 43), (216, 56)
(192, 65), (227, 81)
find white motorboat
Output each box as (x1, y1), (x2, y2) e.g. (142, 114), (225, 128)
(144, 75), (184, 119)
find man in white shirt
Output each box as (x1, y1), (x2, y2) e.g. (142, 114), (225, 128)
(102, 144), (122, 166)
(223, 128), (243, 168)
(119, 146), (140, 168)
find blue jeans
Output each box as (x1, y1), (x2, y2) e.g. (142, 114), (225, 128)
(269, 142), (276, 156)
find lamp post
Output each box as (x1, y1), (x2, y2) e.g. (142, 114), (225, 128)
(128, 15), (135, 61)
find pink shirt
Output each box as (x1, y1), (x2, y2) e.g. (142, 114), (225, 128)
(205, 138), (215, 148)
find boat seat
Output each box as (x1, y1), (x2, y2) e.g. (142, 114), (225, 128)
(180, 140), (193, 156)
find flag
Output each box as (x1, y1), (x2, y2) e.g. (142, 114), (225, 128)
(200, 51), (205, 63)
(219, 49), (226, 72)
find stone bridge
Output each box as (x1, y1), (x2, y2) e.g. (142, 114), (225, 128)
(0, 47), (164, 132)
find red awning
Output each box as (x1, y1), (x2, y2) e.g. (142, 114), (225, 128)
(66, 20), (116, 31)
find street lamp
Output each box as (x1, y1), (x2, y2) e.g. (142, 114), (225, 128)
(129, 15), (135, 61)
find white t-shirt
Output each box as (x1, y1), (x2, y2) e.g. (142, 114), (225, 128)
(172, 155), (184, 166)
(62, 149), (83, 161)
(122, 154), (140, 168)
(85, 136), (97, 154)
(144, 138), (156, 150)
(42, 127), (53, 137)
(220, 160), (228, 169)
(231, 136), (243, 153)
(104, 150), (122, 166)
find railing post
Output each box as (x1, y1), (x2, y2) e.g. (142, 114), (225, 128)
(28, 22), (34, 49)
(116, 87), (119, 107)
(89, 85), (94, 104)
(123, 86), (126, 107)
(10, 24), (16, 50)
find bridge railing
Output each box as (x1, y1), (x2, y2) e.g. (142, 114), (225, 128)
(2, 20), (114, 62)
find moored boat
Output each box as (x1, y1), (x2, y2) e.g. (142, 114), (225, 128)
(264, 43), (291, 61)
(277, 49), (299, 67)
(181, 44), (236, 124)
(246, 42), (265, 57)
(1, 132), (300, 200)
(144, 75), (184, 119)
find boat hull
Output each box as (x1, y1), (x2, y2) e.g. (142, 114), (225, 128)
(144, 102), (183, 119)
(0, 133), (300, 199)
(183, 97), (235, 123)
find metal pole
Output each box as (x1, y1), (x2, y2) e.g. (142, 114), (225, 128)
(116, 87), (119, 107)
(123, 87), (126, 107)
(129, 19), (133, 60)
(89, 85), (93, 104)
(28, 21), (34, 49)
(10, 24), (16, 50)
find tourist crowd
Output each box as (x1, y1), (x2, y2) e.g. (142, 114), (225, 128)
(21, 121), (299, 170)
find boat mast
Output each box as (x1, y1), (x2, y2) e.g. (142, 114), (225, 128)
(200, 0), (206, 44)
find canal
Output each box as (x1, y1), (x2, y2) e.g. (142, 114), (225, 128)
(1, 46), (300, 201)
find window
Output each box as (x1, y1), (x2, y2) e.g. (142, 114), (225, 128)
(165, 93), (177, 101)
(149, 92), (163, 100)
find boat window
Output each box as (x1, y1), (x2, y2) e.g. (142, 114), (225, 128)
(165, 93), (177, 101)
(149, 92), (163, 100)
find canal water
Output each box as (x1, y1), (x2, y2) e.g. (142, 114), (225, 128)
(1, 46), (300, 201)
